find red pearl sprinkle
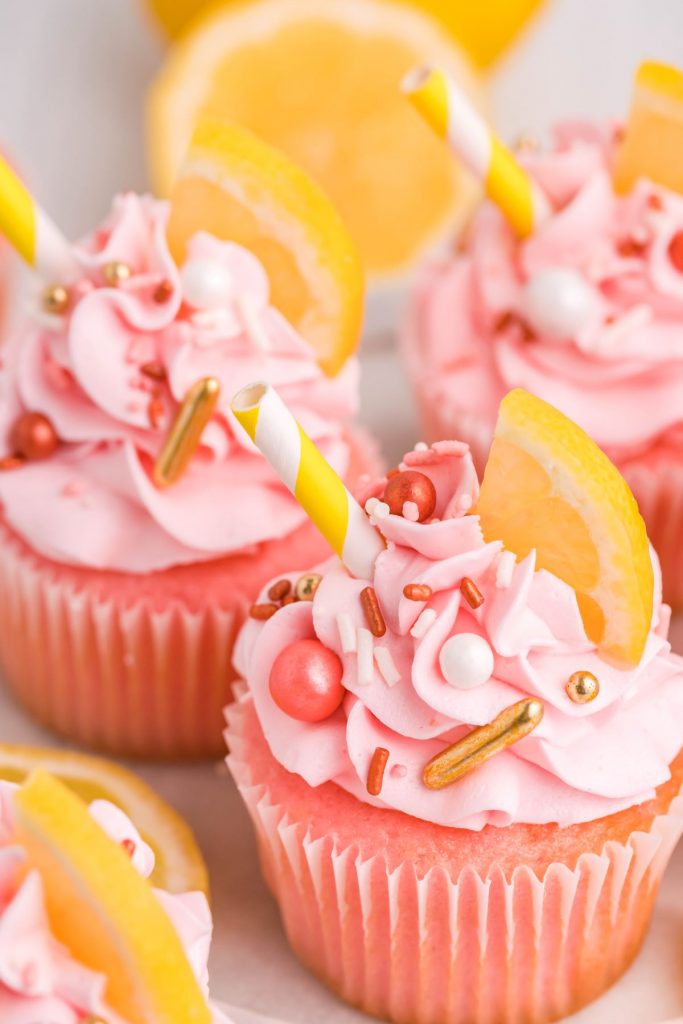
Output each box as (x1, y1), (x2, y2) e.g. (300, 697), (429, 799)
(668, 231), (683, 272)
(11, 412), (59, 461)
(382, 470), (436, 522)
(269, 638), (344, 722)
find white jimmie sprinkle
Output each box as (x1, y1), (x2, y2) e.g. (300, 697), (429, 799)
(495, 550), (516, 589)
(337, 612), (357, 654)
(374, 646), (401, 687)
(357, 627), (375, 685)
(410, 608), (437, 639)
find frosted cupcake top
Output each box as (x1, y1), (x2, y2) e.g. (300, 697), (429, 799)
(0, 782), (226, 1023)
(235, 441), (683, 830)
(409, 122), (683, 459)
(0, 193), (358, 572)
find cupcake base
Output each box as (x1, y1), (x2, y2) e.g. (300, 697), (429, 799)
(0, 517), (335, 760)
(226, 690), (683, 1024)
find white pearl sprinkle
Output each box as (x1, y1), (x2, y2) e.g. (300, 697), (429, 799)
(439, 633), (494, 690)
(413, 441), (429, 451)
(180, 258), (233, 310)
(365, 497), (380, 515)
(522, 267), (597, 341)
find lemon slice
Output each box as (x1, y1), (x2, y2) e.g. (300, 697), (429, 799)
(615, 62), (683, 195)
(14, 771), (212, 1024)
(476, 389), (653, 666)
(166, 117), (363, 377)
(0, 744), (207, 894)
(146, 0), (545, 68)
(148, 0), (482, 282)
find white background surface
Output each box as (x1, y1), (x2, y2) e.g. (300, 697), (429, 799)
(1, 1), (683, 1021)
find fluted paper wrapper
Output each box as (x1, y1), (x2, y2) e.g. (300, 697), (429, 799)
(0, 524), (245, 758)
(622, 447), (683, 612)
(226, 690), (683, 1024)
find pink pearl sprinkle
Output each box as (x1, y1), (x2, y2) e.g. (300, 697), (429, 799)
(390, 764), (407, 779)
(402, 500), (420, 522)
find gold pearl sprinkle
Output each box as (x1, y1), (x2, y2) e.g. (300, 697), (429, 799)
(42, 283), (70, 314)
(152, 377), (220, 488)
(103, 260), (132, 287)
(295, 573), (322, 601)
(423, 697), (544, 790)
(566, 670), (600, 704)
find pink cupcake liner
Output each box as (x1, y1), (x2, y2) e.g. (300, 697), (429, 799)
(0, 519), (330, 759)
(0, 429), (381, 759)
(226, 690), (683, 1024)
(621, 443), (683, 611)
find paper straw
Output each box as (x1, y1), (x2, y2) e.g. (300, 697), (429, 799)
(403, 65), (549, 238)
(0, 153), (79, 280)
(232, 382), (384, 579)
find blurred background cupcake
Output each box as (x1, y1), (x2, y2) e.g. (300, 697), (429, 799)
(227, 386), (683, 1024)
(0, 743), (221, 1021)
(0, 119), (376, 759)
(403, 60), (683, 610)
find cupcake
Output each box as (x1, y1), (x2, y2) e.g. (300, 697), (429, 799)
(0, 123), (374, 758)
(226, 388), (683, 1024)
(0, 767), (224, 1023)
(403, 61), (683, 609)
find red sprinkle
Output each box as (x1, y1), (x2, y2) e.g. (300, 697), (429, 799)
(281, 595), (298, 606)
(0, 455), (24, 471)
(250, 603), (279, 620)
(648, 192), (664, 211)
(386, 466), (400, 479)
(268, 578), (292, 602)
(360, 586), (386, 637)
(367, 747), (390, 796)
(121, 838), (136, 858)
(147, 394), (166, 429)
(668, 230), (683, 272)
(140, 361), (167, 382)
(460, 577), (484, 609)
(494, 310), (535, 341)
(153, 278), (174, 303)
(403, 583), (432, 602)
(382, 470), (437, 523)
(616, 237), (646, 258)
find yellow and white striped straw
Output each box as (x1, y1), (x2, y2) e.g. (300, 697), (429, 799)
(403, 65), (549, 238)
(232, 382), (384, 580)
(0, 153), (79, 280)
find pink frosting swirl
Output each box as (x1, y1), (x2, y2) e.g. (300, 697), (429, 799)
(235, 442), (683, 830)
(0, 194), (358, 571)
(0, 781), (226, 1024)
(406, 121), (683, 461)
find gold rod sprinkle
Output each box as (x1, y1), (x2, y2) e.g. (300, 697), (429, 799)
(423, 697), (544, 790)
(153, 377), (220, 488)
